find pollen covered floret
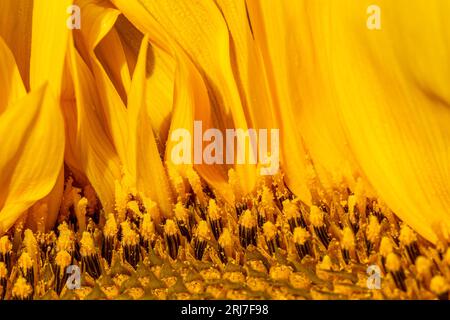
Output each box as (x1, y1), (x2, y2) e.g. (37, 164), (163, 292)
(0, 174), (449, 301)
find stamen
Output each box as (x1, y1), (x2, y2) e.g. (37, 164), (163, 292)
(309, 206), (330, 249)
(80, 232), (102, 279)
(0, 236), (12, 272)
(238, 210), (257, 248)
(218, 228), (233, 263)
(341, 227), (355, 264)
(192, 221), (209, 260)
(415, 256), (432, 288)
(175, 202), (193, 241)
(386, 252), (407, 292)
(379, 236), (394, 272)
(54, 250), (72, 295)
(120, 221), (140, 268)
(164, 219), (181, 260)
(293, 227), (313, 260)
(0, 262), (7, 300)
(283, 199), (306, 232)
(12, 276), (33, 300)
(365, 215), (381, 255)
(399, 225), (420, 264)
(430, 275), (449, 300)
(207, 199), (223, 240)
(18, 252), (34, 289)
(347, 195), (360, 233)
(140, 212), (156, 251)
(102, 213), (118, 266)
(262, 221), (279, 255)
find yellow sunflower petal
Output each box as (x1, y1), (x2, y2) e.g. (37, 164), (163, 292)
(318, 0), (450, 242)
(113, 0), (256, 196)
(0, 0), (32, 90)
(0, 84), (64, 235)
(0, 36), (26, 114)
(67, 35), (122, 213)
(127, 35), (174, 217)
(75, 0), (128, 165)
(114, 16), (175, 144)
(30, 0), (71, 96)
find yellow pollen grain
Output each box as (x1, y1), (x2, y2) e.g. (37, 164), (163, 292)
(386, 253), (401, 272)
(239, 210), (256, 229)
(18, 252), (33, 271)
(218, 228), (232, 248)
(208, 199), (221, 221)
(55, 250), (72, 269)
(415, 256), (432, 276)
(174, 202), (189, 221)
(341, 227), (355, 250)
(104, 213), (118, 237)
(283, 199), (299, 220)
(380, 237), (393, 257)
(430, 276), (448, 295)
(309, 206), (324, 227)
(164, 219), (178, 236)
(196, 221), (209, 240)
(399, 225), (417, 245)
(263, 221), (277, 240)
(12, 277), (32, 299)
(293, 227), (309, 245)
(140, 213), (155, 240)
(0, 236), (12, 254)
(0, 262), (7, 278)
(80, 232), (96, 256)
(366, 216), (381, 243)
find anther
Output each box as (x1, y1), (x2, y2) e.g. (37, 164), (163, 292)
(309, 206), (330, 249)
(293, 227), (313, 260)
(164, 219), (181, 260)
(207, 199), (223, 240)
(262, 221), (279, 255)
(238, 210), (257, 248)
(283, 199), (306, 232)
(192, 221), (209, 260)
(80, 231), (102, 279)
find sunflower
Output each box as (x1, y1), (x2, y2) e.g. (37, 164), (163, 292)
(0, 0), (449, 300)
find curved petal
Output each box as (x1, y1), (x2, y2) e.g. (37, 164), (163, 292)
(67, 34), (122, 213)
(112, 0), (256, 196)
(128, 36), (174, 217)
(0, 84), (65, 235)
(0, 36), (26, 114)
(0, 0), (32, 90)
(320, 0), (450, 242)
